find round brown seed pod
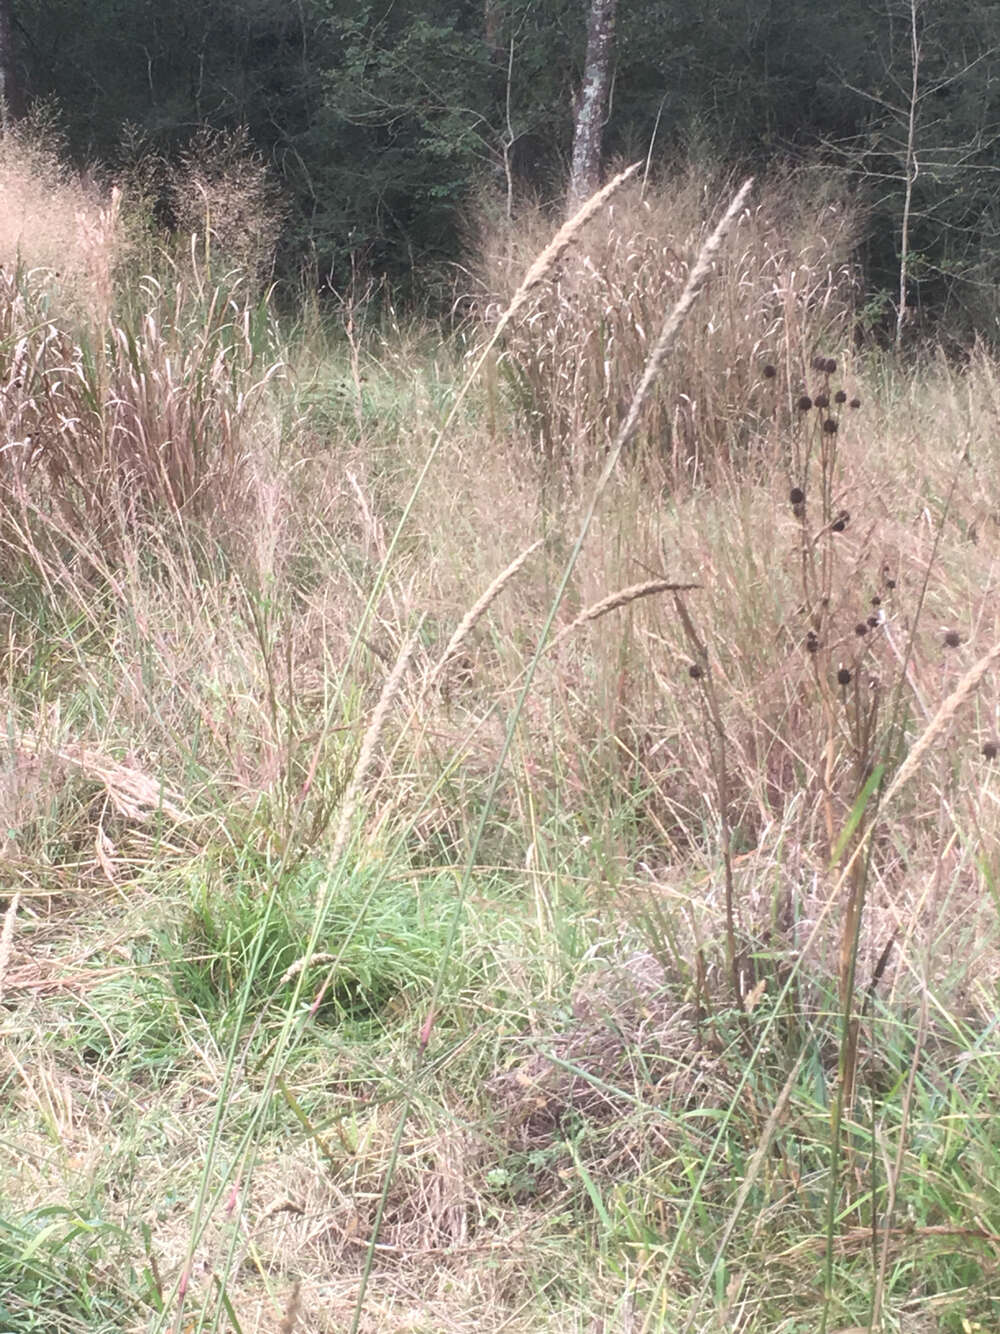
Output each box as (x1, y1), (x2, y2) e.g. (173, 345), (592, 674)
(823, 418), (838, 434)
(944, 630), (962, 648)
(824, 358), (837, 374)
(849, 397), (861, 409)
(797, 395), (813, 412)
(814, 393), (830, 409)
(763, 364), (777, 378)
(688, 663), (704, 680)
(983, 740), (999, 761)
(789, 486), (805, 505)
(855, 622), (868, 636)
(837, 667), (852, 685)
(835, 390), (847, 404)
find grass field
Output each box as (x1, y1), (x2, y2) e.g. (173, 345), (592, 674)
(2, 144), (1000, 1333)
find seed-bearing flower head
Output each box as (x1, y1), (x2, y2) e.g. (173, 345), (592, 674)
(849, 397), (862, 409)
(814, 393), (830, 409)
(797, 395), (813, 412)
(835, 390), (847, 404)
(824, 359), (837, 374)
(944, 629), (962, 648)
(763, 364), (777, 378)
(837, 667), (852, 685)
(789, 487), (805, 505)
(823, 418), (838, 434)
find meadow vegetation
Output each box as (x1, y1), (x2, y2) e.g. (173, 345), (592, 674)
(2, 132), (1000, 1333)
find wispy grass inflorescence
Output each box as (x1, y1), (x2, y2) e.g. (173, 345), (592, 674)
(427, 538), (544, 691)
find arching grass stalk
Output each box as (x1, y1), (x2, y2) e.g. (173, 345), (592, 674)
(349, 175), (755, 1334)
(274, 162), (643, 872)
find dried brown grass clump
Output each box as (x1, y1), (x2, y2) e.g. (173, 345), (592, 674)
(473, 165), (858, 485)
(13, 730), (185, 823)
(0, 723), (189, 889)
(0, 116), (123, 322)
(489, 953), (734, 1180)
(0, 263), (283, 556)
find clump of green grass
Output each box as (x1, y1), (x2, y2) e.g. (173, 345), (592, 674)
(161, 853), (455, 1034)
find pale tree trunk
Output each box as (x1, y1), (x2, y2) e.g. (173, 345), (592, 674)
(0, 0), (24, 128)
(566, 0), (617, 213)
(895, 0), (920, 350)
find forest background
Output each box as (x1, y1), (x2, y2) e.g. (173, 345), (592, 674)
(5, 0), (1000, 332)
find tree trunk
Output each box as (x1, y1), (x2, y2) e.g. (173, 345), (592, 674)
(566, 0), (617, 212)
(0, 0), (24, 128)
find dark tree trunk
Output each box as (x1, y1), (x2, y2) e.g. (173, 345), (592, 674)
(566, 0), (617, 212)
(0, 0), (24, 127)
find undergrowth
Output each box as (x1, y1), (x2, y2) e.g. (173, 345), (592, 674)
(2, 142), (1000, 1333)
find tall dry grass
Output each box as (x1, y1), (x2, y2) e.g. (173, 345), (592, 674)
(167, 126), (286, 287)
(0, 117), (292, 567)
(0, 265), (284, 558)
(0, 115), (123, 323)
(471, 164), (858, 486)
